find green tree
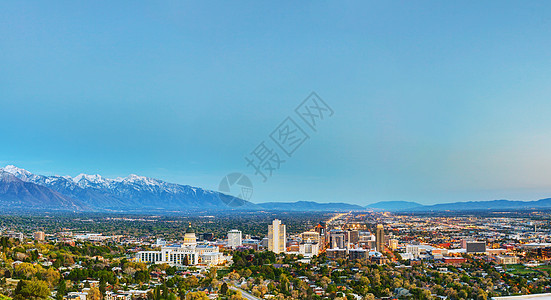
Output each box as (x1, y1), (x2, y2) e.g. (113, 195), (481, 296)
(14, 279), (50, 300)
(221, 282), (229, 295)
(56, 280), (66, 300)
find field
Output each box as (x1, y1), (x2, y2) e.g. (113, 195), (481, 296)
(506, 264), (551, 275)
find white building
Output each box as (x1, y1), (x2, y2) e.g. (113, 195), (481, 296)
(153, 238), (166, 247)
(299, 240), (319, 257)
(268, 219), (286, 254)
(227, 229), (243, 249)
(136, 224), (226, 266)
(406, 245), (420, 259)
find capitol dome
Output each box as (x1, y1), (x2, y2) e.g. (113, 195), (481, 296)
(183, 223), (197, 247)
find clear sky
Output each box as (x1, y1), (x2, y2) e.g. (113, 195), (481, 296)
(1, 1), (551, 205)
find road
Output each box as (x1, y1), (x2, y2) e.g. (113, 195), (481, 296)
(230, 286), (262, 300)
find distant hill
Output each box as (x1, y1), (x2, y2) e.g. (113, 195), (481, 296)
(366, 201), (423, 211)
(257, 201), (365, 211)
(410, 198), (551, 212)
(368, 198), (551, 212)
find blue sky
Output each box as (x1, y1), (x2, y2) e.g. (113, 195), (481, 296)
(1, 1), (551, 205)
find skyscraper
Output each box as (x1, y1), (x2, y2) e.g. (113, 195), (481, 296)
(227, 229), (243, 249)
(376, 224), (385, 252)
(329, 229), (346, 249)
(268, 219), (286, 254)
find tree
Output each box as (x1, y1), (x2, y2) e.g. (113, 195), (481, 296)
(42, 268), (60, 287)
(56, 280), (66, 300)
(320, 276), (331, 288)
(228, 271), (240, 281)
(99, 278), (106, 297)
(221, 282), (229, 295)
(207, 267), (217, 280)
(14, 279), (50, 300)
(279, 274), (289, 293)
(185, 291), (209, 300)
(88, 287), (102, 300)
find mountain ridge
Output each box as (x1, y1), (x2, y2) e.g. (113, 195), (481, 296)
(4, 165), (551, 213)
(0, 170), (85, 210)
(367, 199), (551, 212)
(1, 165), (253, 211)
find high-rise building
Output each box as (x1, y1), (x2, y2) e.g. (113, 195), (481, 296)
(33, 231), (45, 241)
(268, 219), (286, 254)
(227, 229), (243, 249)
(389, 239), (398, 250)
(299, 240), (319, 257)
(348, 230), (359, 245)
(376, 224), (385, 252)
(406, 244), (420, 259)
(315, 221), (327, 245)
(329, 230), (346, 249)
(300, 231), (320, 243)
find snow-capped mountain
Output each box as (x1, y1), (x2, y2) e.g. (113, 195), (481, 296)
(0, 170), (85, 210)
(0, 165), (252, 211)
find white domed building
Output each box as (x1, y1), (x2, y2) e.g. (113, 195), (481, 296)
(136, 223), (226, 266)
(183, 223), (197, 247)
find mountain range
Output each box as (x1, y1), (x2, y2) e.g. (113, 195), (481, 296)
(365, 199), (551, 212)
(0, 165), (251, 211)
(3, 165), (551, 213)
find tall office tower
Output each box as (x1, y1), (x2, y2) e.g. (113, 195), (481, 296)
(376, 224), (385, 252)
(315, 221), (327, 246)
(300, 231), (320, 243)
(349, 230), (359, 245)
(227, 229), (243, 249)
(329, 230), (346, 249)
(268, 219), (286, 254)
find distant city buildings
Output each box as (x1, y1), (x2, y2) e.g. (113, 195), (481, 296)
(268, 219), (286, 254)
(153, 238), (166, 247)
(227, 229), (242, 249)
(496, 255), (519, 265)
(33, 231), (45, 241)
(466, 241), (487, 254)
(389, 238), (398, 250)
(406, 244), (420, 259)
